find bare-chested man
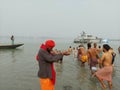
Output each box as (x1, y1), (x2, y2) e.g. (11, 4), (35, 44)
(93, 42), (97, 49)
(93, 43), (100, 55)
(68, 46), (72, 53)
(93, 44), (113, 90)
(87, 43), (99, 74)
(78, 45), (88, 66)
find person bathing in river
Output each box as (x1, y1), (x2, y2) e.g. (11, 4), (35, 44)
(78, 45), (88, 66)
(93, 44), (113, 90)
(87, 43), (99, 74)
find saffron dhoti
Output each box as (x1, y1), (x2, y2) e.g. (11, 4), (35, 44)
(40, 78), (54, 90)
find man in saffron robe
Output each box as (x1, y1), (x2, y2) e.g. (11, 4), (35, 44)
(36, 40), (69, 90)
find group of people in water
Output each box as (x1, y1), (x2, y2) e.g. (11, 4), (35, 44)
(36, 39), (118, 90)
(66, 43), (116, 90)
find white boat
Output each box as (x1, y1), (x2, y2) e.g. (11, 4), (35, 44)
(74, 31), (102, 43)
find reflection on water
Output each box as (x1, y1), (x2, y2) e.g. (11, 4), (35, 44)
(11, 49), (24, 63)
(11, 49), (17, 63)
(0, 47), (39, 90)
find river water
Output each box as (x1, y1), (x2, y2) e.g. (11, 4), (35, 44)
(0, 37), (120, 90)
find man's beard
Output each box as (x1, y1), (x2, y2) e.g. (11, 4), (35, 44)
(47, 48), (51, 53)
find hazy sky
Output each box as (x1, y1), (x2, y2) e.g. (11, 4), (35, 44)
(0, 0), (120, 39)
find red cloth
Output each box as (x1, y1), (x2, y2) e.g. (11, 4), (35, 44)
(51, 63), (56, 85)
(36, 55), (39, 61)
(36, 43), (56, 85)
(95, 66), (113, 82)
(36, 44), (46, 61)
(40, 44), (47, 50)
(45, 40), (55, 48)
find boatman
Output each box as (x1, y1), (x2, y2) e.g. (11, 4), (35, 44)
(11, 35), (14, 45)
(36, 40), (70, 90)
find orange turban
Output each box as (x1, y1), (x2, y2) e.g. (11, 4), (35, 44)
(45, 40), (55, 48)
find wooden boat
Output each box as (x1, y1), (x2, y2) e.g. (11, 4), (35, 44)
(0, 43), (24, 49)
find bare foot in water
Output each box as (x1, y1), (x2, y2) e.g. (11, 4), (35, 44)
(101, 83), (107, 89)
